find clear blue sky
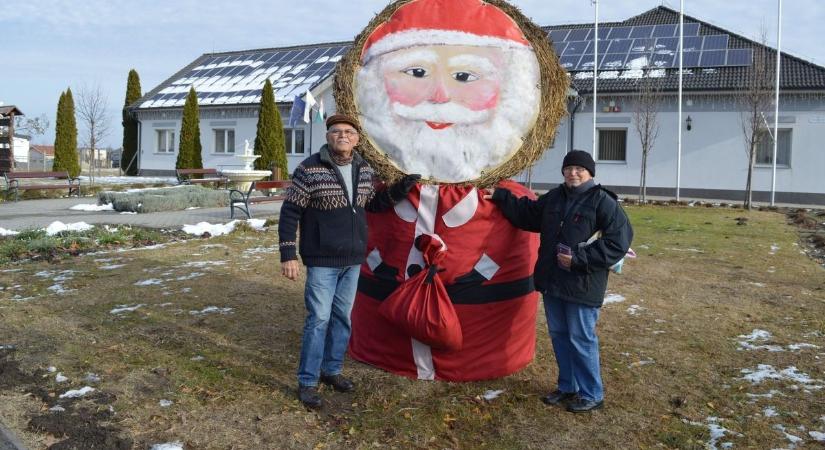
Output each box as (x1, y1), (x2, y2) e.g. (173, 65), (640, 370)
(4, 0), (822, 148)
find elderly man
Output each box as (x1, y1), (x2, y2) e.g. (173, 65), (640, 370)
(279, 113), (417, 408)
(487, 150), (633, 412)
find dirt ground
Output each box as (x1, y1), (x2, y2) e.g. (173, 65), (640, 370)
(0, 205), (823, 449)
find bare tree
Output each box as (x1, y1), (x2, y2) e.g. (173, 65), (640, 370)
(76, 83), (110, 184)
(739, 30), (774, 210)
(13, 114), (50, 170)
(632, 72), (662, 203)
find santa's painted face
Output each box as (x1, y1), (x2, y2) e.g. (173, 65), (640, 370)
(356, 44), (540, 182)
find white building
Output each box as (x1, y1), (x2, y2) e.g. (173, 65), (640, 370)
(131, 6), (825, 204)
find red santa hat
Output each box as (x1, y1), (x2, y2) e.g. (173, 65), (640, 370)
(361, 0), (532, 63)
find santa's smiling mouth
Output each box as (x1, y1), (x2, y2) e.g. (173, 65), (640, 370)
(425, 121), (454, 130)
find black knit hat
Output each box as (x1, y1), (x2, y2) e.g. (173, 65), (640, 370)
(561, 150), (595, 177)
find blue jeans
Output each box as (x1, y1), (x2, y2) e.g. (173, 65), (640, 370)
(544, 295), (603, 402)
(297, 265), (360, 387)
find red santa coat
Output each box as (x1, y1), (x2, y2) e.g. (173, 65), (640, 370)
(350, 180), (539, 381)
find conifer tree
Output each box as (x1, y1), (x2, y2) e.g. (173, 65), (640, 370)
(53, 88), (80, 178)
(176, 87), (202, 169)
(253, 79), (287, 178)
(121, 69), (142, 175)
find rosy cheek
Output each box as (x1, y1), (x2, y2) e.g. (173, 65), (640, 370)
(384, 76), (429, 106)
(453, 80), (500, 111)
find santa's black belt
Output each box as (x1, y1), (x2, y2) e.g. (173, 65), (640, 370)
(357, 273), (535, 305)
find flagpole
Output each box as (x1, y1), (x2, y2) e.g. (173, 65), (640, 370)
(771, 0), (782, 206)
(676, 0), (684, 202)
(592, 0), (599, 156)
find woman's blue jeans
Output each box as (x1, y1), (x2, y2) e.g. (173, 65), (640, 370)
(297, 265), (360, 387)
(544, 295), (604, 402)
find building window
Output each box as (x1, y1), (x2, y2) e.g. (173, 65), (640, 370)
(214, 129), (235, 153)
(156, 129), (175, 153)
(756, 128), (791, 167)
(284, 128), (305, 154)
(597, 129), (627, 161)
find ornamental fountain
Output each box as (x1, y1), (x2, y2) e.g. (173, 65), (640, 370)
(220, 140), (272, 191)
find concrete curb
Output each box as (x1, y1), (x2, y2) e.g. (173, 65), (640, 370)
(0, 420), (27, 450)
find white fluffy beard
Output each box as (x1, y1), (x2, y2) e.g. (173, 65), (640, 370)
(355, 47), (541, 182)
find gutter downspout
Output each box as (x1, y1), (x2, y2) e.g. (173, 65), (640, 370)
(567, 96), (582, 154)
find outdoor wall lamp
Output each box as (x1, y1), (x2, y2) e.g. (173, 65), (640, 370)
(686, 115), (693, 131)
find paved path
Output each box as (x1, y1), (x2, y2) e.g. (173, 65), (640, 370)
(0, 421), (25, 450)
(0, 197), (284, 231)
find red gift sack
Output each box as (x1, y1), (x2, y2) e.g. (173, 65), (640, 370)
(378, 234), (463, 351)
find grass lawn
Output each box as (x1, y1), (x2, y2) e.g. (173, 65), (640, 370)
(0, 205), (823, 449)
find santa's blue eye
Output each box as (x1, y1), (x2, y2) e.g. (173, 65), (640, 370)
(403, 68), (427, 78)
(452, 72), (479, 82)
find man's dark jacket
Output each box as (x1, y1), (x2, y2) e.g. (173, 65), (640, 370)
(278, 145), (393, 267)
(492, 183), (633, 307)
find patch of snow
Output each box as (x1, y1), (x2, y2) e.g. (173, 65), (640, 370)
(741, 364), (821, 386)
(810, 431), (825, 441)
(48, 284), (74, 295)
(665, 247), (703, 253)
(482, 389), (504, 401)
(686, 417), (741, 450)
(200, 244), (227, 249)
(150, 442), (184, 450)
(627, 304), (644, 315)
(181, 260), (227, 268)
(574, 72), (593, 80)
(603, 293), (626, 304)
(78, 176), (177, 185)
(770, 244), (780, 254)
(69, 203), (114, 212)
(159, 399), (173, 407)
(111, 304), (145, 314)
(134, 279), (163, 286)
(749, 282), (766, 287)
(47, 366), (56, 373)
(620, 69), (644, 79)
(49, 405), (66, 412)
(185, 207), (200, 210)
(0, 227), (19, 236)
(787, 343), (819, 351)
(45, 221), (93, 235)
(648, 69), (666, 78)
(59, 386), (95, 398)
(763, 407), (778, 417)
(84, 373), (101, 383)
(190, 355), (205, 361)
(174, 272), (205, 281)
(182, 219), (264, 236)
(55, 373), (68, 383)
(774, 424), (803, 445)
(189, 306), (233, 315)
(99, 264), (126, 270)
(120, 211), (138, 215)
(598, 71), (619, 79)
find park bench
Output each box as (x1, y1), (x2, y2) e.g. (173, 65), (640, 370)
(229, 180), (292, 219)
(175, 168), (228, 188)
(3, 171), (81, 202)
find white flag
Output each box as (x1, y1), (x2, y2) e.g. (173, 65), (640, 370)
(303, 90), (317, 123)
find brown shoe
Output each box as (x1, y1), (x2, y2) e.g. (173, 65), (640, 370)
(298, 385), (322, 409)
(319, 373), (354, 392)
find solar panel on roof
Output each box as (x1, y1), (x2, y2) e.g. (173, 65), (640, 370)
(700, 50), (726, 66)
(631, 38), (655, 53)
(681, 51), (701, 67)
(567, 28), (592, 41)
(608, 26), (632, 39)
(651, 53), (675, 68)
(549, 29), (569, 42)
(682, 23), (700, 36)
(606, 39), (632, 53)
(559, 55), (581, 70)
(625, 52), (651, 69)
(702, 35), (728, 50)
(563, 41), (588, 55)
(656, 37), (679, 52)
(725, 48), (753, 66)
(600, 53), (627, 70)
(583, 40), (607, 55)
(629, 25), (654, 38)
(596, 27), (611, 39)
(652, 24), (677, 38)
(553, 41), (567, 54)
(681, 36), (704, 52)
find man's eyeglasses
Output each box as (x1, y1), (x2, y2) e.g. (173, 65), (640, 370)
(562, 166), (588, 174)
(327, 129), (358, 137)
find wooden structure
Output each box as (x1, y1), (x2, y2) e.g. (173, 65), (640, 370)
(4, 170), (81, 201)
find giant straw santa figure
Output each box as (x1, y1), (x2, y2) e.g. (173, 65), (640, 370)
(334, 0), (568, 381)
